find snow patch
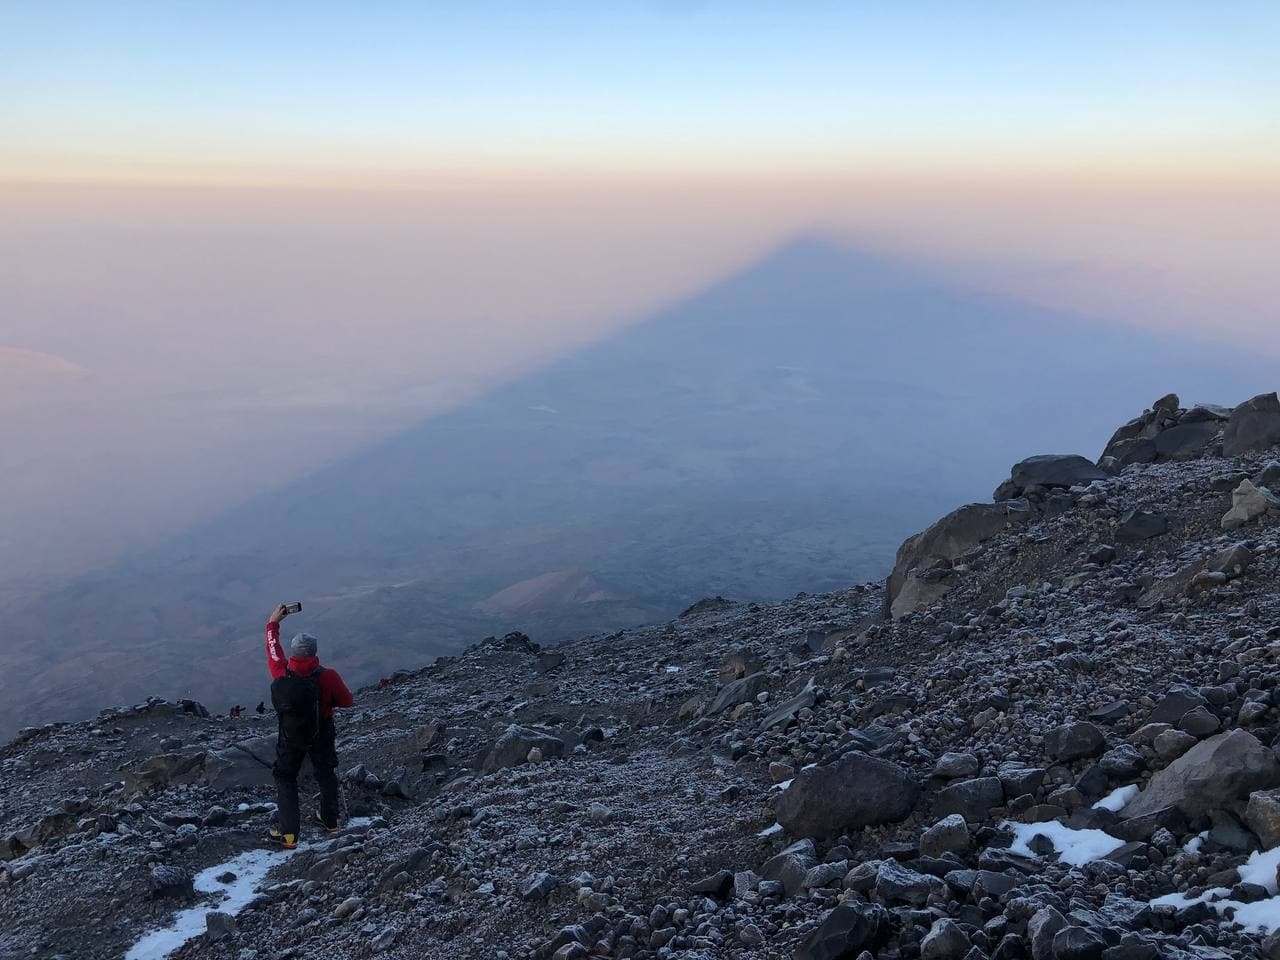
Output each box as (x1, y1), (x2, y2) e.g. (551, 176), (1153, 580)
(1147, 847), (1280, 934)
(1002, 820), (1124, 867)
(126, 847), (298, 960)
(1092, 784), (1139, 813)
(1238, 844), (1280, 894)
(1183, 830), (1209, 854)
(664, 666), (681, 673)
(757, 822), (783, 837)
(770, 779), (794, 792)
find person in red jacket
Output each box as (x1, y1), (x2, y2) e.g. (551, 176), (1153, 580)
(265, 604), (354, 848)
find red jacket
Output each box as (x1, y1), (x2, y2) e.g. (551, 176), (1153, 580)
(266, 621), (354, 719)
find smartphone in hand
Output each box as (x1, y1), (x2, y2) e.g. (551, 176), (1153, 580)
(283, 602), (303, 615)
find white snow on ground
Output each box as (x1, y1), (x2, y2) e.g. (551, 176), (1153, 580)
(1002, 820), (1124, 867)
(1092, 784), (1140, 813)
(757, 822), (783, 837)
(770, 779), (794, 792)
(126, 819), (375, 960)
(1238, 844), (1280, 893)
(1183, 830), (1209, 854)
(125, 847), (298, 960)
(1148, 846), (1280, 934)
(664, 666), (681, 673)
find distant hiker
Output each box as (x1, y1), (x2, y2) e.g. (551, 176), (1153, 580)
(230, 704), (243, 719)
(265, 603), (354, 849)
(256, 701), (266, 715)
(379, 677), (390, 689)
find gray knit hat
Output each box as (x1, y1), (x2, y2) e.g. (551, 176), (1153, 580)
(290, 633), (319, 658)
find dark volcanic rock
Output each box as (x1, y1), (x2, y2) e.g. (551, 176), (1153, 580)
(994, 454), (1107, 500)
(775, 752), (918, 836)
(1224, 391), (1280, 457)
(1115, 509), (1169, 541)
(1045, 721), (1106, 762)
(793, 901), (893, 960)
(482, 725), (566, 772)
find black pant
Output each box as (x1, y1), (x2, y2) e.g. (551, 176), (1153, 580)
(273, 717), (339, 836)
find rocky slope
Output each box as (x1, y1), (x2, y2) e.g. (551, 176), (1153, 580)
(7, 392), (1280, 960)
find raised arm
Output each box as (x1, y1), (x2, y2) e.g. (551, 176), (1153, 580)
(266, 604), (289, 680)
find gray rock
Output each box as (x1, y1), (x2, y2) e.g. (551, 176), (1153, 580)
(1045, 721), (1106, 762)
(1177, 705), (1220, 738)
(775, 751), (918, 836)
(995, 454), (1108, 500)
(761, 839), (816, 896)
(793, 901), (892, 960)
(920, 918), (970, 960)
(1151, 422), (1219, 461)
(886, 500), (1033, 618)
(1098, 745), (1145, 779)
(1115, 509), (1168, 541)
(333, 896), (362, 919)
(707, 672), (769, 715)
(759, 679), (816, 730)
(1224, 391), (1280, 457)
(933, 752), (981, 780)
(1028, 906), (1067, 960)
(482, 725), (565, 772)
(875, 859), (943, 906)
(920, 814), (971, 858)
(521, 871), (559, 900)
(1121, 729), (1280, 819)
(934, 777), (1004, 822)
(1052, 925), (1106, 960)
(1223, 478), (1280, 530)
(1148, 689), (1208, 725)
(205, 911), (237, 943)
(203, 735), (279, 790)
(1153, 729), (1198, 760)
(1245, 788), (1280, 848)
(1207, 542), (1253, 577)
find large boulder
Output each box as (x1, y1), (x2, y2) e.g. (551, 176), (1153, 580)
(1224, 392), (1280, 457)
(934, 777), (1004, 823)
(994, 455), (1106, 501)
(886, 500), (1033, 618)
(1045, 721), (1106, 762)
(1151, 421), (1220, 460)
(793, 902), (893, 960)
(1245, 788), (1280, 848)
(1222, 480), (1280, 530)
(203, 735), (279, 790)
(707, 672), (769, 716)
(1115, 509), (1169, 542)
(482, 725), (565, 772)
(775, 751), (918, 836)
(1120, 729), (1280, 820)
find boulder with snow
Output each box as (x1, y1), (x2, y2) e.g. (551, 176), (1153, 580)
(1120, 729), (1280, 820)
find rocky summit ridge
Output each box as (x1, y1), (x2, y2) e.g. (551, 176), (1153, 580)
(6, 392), (1280, 960)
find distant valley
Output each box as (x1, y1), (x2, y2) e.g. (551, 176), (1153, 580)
(0, 237), (1271, 738)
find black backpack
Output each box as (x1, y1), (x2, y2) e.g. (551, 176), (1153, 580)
(271, 666), (326, 746)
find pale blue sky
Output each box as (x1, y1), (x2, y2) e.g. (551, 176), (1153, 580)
(2, 1), (1277, 178)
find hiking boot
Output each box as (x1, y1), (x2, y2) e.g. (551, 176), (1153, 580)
(313, 810), (338, 834)
(267, 829), (298, 850)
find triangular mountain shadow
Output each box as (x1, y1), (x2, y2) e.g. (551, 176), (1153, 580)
(1, 235), (1271, 735)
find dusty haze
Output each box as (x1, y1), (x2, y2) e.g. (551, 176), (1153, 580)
(2, 175), (1278, 586)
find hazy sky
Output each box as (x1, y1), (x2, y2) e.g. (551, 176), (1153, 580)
(1, 3), (1278, 585)
(3, 1), (1277, 181)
